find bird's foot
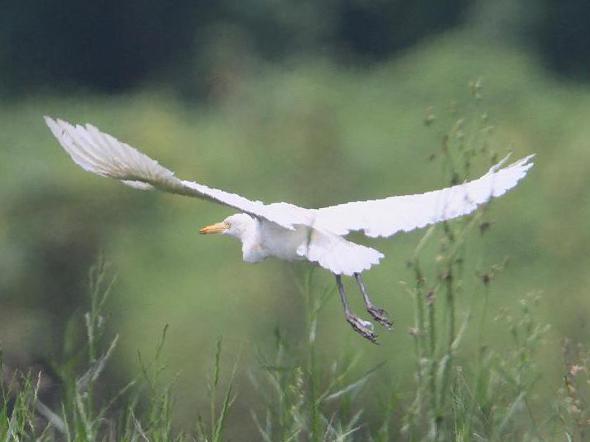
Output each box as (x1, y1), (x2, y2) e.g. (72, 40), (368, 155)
(367, 305), (393, 330)
(346, 314), (378, 344)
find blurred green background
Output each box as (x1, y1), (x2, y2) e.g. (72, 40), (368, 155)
(2, 0), (590, 438)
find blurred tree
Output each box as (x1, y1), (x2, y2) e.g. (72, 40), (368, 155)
(0, 0), (469, 96)
(2, 0), (589, 95)
(536, 0), (590, 80)
(0, 0), (200, 94)
(469, 0), (540, 45)
(1, 189), (103, 356)
(334, 0), (469, 60)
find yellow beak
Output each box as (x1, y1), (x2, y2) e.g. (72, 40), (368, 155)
(199, 222), (229, 235)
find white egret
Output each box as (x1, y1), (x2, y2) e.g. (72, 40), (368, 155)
(45, 117), (534, 343)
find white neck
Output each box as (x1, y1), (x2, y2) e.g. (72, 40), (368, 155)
(238, 219), (265, 263)
(223, 214), (265, 263)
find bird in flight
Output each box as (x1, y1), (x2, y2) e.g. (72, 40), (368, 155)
(45, 117), (534, 343)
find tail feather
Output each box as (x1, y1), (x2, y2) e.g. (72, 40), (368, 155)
(297, 228), (384, 275)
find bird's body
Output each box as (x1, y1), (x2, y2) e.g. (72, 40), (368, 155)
(229, 215), (302, 263)
(256, 221), (309, 263)
(45, 116), (534, 343)
(241, 217), (303, 263)
(229, 215), (382, 270)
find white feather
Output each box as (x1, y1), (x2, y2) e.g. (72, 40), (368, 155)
(296, 228), (383, 275)
(46, 116), (533, 275)
(44, 116), (297, 230)
(311, 155), (534, 238)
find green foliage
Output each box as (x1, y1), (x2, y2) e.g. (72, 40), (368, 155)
(2, 35), (590, 440)
(251, 272), (383, 441)
(0, 0), (469, 95)
(2, 0), (589, 95)
(389, 88), (548, 441)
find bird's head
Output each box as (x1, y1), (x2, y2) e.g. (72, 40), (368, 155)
(199, 213), (256, 240)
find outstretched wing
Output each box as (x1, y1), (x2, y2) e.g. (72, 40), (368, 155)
(46, 117), (533, 239)
(312, 155), (534, 238)
(45, 117), (311, 230)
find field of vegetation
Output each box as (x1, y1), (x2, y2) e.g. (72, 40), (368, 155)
(2, 30), (590, 440)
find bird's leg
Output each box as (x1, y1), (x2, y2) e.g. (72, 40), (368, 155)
(335, 274), (378, 344)
(354, 273), (393, 330)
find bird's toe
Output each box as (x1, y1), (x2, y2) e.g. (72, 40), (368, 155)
(367, 306), (393, 330)
(346, 314), (378, 344)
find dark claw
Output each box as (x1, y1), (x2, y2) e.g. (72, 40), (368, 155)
(367, 305), (393, 330)
(346, 314), (378, 344)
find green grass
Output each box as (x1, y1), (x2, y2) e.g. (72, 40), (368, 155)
(0, 179), (577, 440)
(0, 101), (579, 440)
(2, 29), (590, 440)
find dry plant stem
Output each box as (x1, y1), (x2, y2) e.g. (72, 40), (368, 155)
(408, 226), (435, 435)
(427, 285), (439, 437)
(435, 267), (455, 432)
(406, 137), (489, 439)
(304, 270), (321, 441)
(446, 269), (455, 355)
(412, 261), (426, 419)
